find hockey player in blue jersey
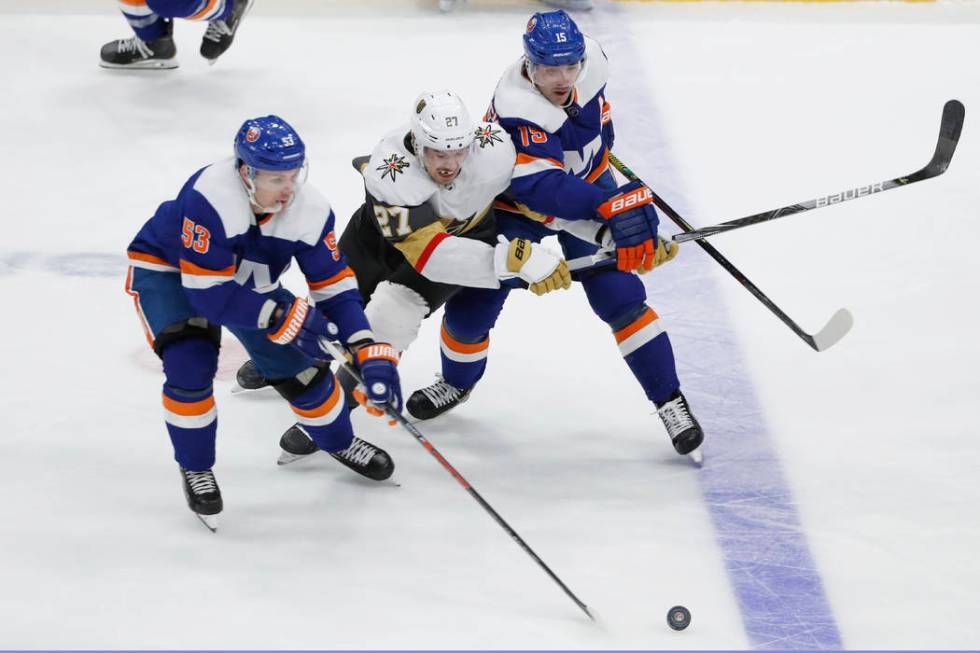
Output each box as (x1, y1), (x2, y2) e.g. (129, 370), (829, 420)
(124, 115), (402, 530)
(407, 10), (705, 461)
(100, 0), (254, 69)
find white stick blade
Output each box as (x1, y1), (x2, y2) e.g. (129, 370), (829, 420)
(812, 308), (854, 351)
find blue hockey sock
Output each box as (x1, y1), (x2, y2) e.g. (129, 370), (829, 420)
(163, 384), (217, 471)
(439, 321), (489, 391)
(287, 373), (353, 453)
(612, 306), (680, 404)
(116, 1), (169, 41)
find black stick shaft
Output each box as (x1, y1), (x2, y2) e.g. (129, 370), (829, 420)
(673, 100), (964, 243)
(320, 338), (595, 621)
(608, 152), (831, 351)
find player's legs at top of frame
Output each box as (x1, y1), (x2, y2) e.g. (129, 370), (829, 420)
(100, 0), (255, 69)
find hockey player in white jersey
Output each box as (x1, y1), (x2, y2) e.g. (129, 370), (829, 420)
(238, 91), (573, 460)
(342, 90), (573, 352)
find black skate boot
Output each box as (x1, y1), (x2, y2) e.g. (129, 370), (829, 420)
(100, 21), (177, 69)
(656, 390), (704, 463)
(406, 376), (471, 421)
(179, 467), (222, 532)
(329, 436), (394, 481)
(233, 359), (271, 393)
(278, 425), (319, 465)
(200, 0), (255, 64)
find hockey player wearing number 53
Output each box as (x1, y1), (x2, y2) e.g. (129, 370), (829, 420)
(407, 11), (705, 462)
(124, 115), (401, 531)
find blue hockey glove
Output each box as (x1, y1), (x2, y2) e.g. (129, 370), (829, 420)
(353, 343), (402, 420)
(266, 297), (338, 360)
(595, 181), (660, 273)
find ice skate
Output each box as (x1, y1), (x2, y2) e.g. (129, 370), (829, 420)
(656, 391), (704, 465)
(179, 467), (222, 532)
(231, 359), (272, 394)
(100, 21), (177, 69)
(406, 375), (471, 421)
(277, 424), (319, 465)
(200, 0), (255, 64)
(329, 436), (394, 481)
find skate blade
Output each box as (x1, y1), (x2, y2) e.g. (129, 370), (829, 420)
(196, 512), (219, 532)
(230, 382), (273, 395)
(99, 59), (179, 70)
(688, 449), (704, 467)
(277, 450), (315, 466)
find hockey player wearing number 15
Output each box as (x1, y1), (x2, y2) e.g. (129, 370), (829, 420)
(407, 10), (705, 462)
(124, 115), (401, 530)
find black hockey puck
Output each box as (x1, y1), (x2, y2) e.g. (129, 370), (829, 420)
(667, 605), (691, 631)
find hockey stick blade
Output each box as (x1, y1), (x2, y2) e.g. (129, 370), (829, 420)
(609, 153), (849, 352)
(914, 98), (964, 180)
(809, 307), (854, 352)
(673, 99), (965, 243)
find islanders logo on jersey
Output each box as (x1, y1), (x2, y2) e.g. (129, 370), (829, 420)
(475, 124), (503, 149)
(377, 154), (409, 183)
(245, 126), (261, 143)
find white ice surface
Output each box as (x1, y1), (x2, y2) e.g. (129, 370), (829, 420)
(0, 0), (978, 649)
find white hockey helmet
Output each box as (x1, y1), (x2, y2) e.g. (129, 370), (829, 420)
(410, 90), (476, 154)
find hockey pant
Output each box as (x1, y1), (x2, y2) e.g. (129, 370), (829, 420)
(439, 209), (681, 405)
(125, 266), (354, 471)
(339, 201), (496, 352)
(116, 0), (233, 41)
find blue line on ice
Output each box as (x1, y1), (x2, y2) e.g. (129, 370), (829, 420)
(581, 6), (843, 648)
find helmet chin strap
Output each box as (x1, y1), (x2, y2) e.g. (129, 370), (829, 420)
(241, 165), (289, 214)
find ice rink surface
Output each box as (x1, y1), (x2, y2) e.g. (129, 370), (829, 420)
(1, 0), (979, 649)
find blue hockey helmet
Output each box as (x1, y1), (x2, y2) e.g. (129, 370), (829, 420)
(522, 10), (585, 66)
(234, 115), (306, 172)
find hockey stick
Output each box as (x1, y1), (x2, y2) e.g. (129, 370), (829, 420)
(609, 153), (853, 352)
(671, 100), (964, 243)
(318, 337), (596, 622)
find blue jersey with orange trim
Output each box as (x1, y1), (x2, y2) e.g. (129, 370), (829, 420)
(488, 36), (615, 222)
(127, 157), (371, 344)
